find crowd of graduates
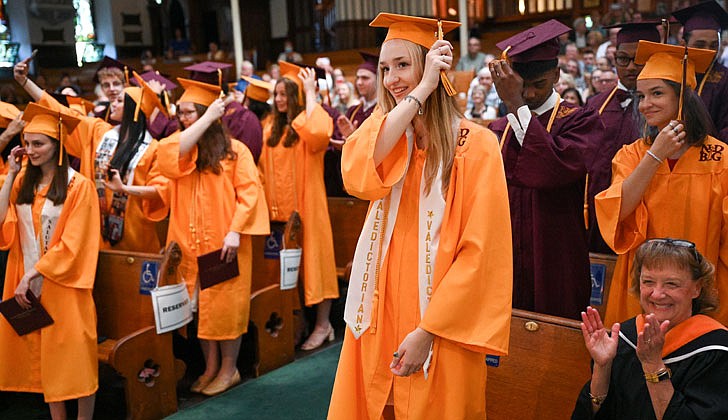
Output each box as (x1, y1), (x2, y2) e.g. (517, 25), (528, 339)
(3, 1), (728, 419)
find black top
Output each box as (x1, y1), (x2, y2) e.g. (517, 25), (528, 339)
(572, 317), (728, 420)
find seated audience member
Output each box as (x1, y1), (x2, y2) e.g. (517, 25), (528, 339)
(562, 87), (584, 106)
(572, 239), (728, 419)
(595, 41), (728, 326)
(555, 71), (577, 94)
(595, 69), (617, 93)
(465, 84), (497, 120)
(456, 36), (488, 72)
(333, 81), (358, 115)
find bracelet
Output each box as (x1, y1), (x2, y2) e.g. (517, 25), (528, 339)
(21, 77), (28, 87)
(405, 95), (424, 115)
(644, 366), (671, 383)
(589, 392), (607, 406)
(646, 149), (663, 164)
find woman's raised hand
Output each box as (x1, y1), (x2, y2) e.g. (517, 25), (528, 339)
(298, 67), (318, 97)
(580, 306), (620, 367)
(636, 313), (669, 367)
(650, 120), (688, 161)
(203, 98), (226, 121)
(420, 40), (453, 95)
(7, 146), (25, 176)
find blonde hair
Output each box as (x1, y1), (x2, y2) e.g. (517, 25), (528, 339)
(377, 40), (460, 195)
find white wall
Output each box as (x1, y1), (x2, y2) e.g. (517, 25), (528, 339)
(24, 0), (76, 45)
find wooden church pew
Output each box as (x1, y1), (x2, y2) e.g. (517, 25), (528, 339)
(93, 243), (186, 420)
(486, 309), (592, 420)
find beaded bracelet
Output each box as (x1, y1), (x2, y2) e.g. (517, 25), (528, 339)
(405, 95), (424, 115)
(589, 392), (607, 406)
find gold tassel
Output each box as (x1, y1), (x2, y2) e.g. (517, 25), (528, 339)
(57, 115), (64, 166)
(677, 45), (688, 121)
(163, 90), (171, 117)
(501, 45), (512, 61)
(124, 66), (130, 85)
(661, 19), (670, 44)
(134, 88), (143, 122)
(438, 20), (457, 97)
(583, 173), (589, 230)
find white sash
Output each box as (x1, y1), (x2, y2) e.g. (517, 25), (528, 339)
(344, 127), (447, 346)
(16, 168), (75, 296)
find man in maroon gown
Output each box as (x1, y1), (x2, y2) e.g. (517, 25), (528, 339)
(585, 22), (660, 254)
(488, 20), (602, 319)
(673, 0), (728, 141)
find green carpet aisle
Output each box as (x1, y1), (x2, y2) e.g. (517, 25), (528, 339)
(167, 343), (342, 420)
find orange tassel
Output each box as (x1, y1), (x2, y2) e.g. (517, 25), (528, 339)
(57, 115), (64, 166)
(437, 20), (457, 97)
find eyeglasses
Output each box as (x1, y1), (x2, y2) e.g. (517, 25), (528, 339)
(645, 238), (700, 261)
(614, 55), (636, 67)
(598, 78), (617, 83)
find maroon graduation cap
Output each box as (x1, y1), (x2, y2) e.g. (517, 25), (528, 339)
(672, 0), (728, 32)
(604, 21), (662, 45)
(358, 51), (379, 75)
(95, 56), (134, 84)
(136, 71), (178, 91)
(184, 61), (233, 86)
(496, 19), (571, 63)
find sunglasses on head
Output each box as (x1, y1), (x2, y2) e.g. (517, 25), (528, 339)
(645, 238), (700, 262)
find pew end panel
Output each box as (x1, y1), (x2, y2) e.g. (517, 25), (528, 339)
(248, 284), (296, 376)
(93, 245), (185, 420)
(486, 309), (592, 420)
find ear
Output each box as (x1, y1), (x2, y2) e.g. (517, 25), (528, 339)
(690, 281), (702, 300)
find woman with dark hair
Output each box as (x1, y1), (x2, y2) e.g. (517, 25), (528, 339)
(155, 78), (268, 396)
(13, 63), (167, 253)
(572, 239), (728, 419)
(0, 103), (100, 420)
(328, 13), (512, 419)
(595, 41), (728, 327)
(259, 61), (338, 351)
(562, 87), (585, 107)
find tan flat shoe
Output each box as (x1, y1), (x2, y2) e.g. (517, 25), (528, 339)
(300, 325), (335, 351)
(201, 369), (241, 396)
(190, 374), (216, 393)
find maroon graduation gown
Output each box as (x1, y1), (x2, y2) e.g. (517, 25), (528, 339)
(489, 101), (601, 319)
(584, 88), (641, 254)
(697, 63), (728, 142)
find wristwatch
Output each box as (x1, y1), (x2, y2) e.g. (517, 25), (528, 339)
(644, 366), (672, 383)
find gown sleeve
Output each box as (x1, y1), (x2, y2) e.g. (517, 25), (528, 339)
(140, 141), (169, 222)
(291, 104), (333, 154)
(229, 142), (269, 235)
(157, 131), (197, 179)
(505, 106), (602, 188)
(594, 142), (648, 253)
(340, 108), (410, 201)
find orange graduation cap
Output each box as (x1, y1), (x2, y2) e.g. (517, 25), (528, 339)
(636, 40), (714, 120)
(177, 77), (221, 107)
(129, 71), (169, 120)
(0, 102), (20, 129)
(22, 102), (81, 165)
(369, 12), (460, 96)
(279, 60), (305, 105)
(67, 96), (95, 116)
(635, 40), (714, 89)
(242, 76), (272, 103)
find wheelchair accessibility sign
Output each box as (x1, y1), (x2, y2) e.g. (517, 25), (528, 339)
(139, 261), (160, 295)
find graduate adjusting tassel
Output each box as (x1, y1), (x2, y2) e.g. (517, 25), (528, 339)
(500, 45), (512, 61)
(437, 20), (458, 97)
(677, 45), (688, 121)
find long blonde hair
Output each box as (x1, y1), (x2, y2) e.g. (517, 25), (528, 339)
(377, 40), (461, 195)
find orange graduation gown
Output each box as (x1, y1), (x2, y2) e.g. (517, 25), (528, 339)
(38, 91), (168, 253)
(595, 136), (728, 326)
(328, 112), (513, 420)
(259, 104), (338, 306)
(0, 172), (100, 402)
(156, 133), (269, 340)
